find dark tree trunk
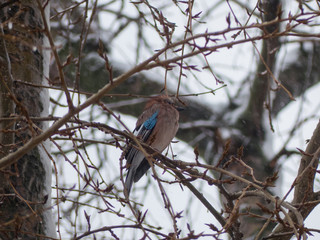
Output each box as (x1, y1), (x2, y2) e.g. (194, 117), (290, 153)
(0, 1), (54, 239)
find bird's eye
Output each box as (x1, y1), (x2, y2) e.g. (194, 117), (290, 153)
(164, 99), (174, 105)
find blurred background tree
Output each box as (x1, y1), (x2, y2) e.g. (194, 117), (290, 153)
(1, 0), (320, 239)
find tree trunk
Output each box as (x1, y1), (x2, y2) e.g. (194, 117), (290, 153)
(0, 1), (55, 239)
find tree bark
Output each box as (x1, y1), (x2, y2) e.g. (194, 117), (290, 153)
(0, 1), (55, 239)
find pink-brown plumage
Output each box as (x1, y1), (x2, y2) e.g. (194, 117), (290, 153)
(124, 95), (181, 196)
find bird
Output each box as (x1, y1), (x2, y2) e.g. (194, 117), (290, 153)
(124, 95), (183, 197)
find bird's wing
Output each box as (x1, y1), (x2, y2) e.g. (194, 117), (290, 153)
(125, 110), (159, 165)
(124, 109), (159, 195)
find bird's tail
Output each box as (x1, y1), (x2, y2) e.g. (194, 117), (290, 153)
(124, 168), (135, 197)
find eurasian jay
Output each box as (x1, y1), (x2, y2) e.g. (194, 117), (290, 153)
(124, 95), (182, 196)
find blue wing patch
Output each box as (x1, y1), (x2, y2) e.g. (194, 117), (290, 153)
(143, 111), (159, 130)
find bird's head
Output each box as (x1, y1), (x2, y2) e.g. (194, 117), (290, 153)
(149, 95), (185, 111)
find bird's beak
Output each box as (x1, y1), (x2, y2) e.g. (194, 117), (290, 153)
(176, 106), (185, 111)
